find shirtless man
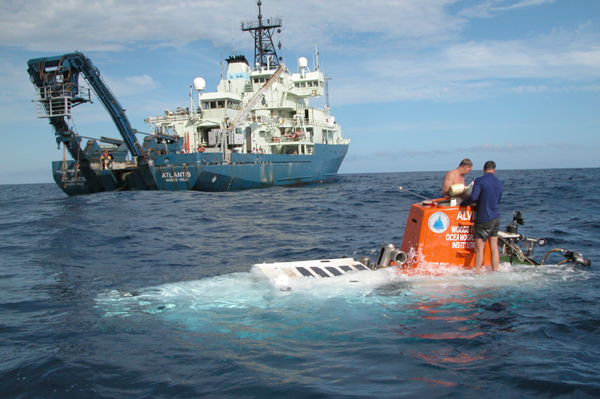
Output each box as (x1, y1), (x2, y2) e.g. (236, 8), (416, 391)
(442, 158), (473, 197)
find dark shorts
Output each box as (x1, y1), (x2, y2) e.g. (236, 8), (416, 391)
(474, 218), (501, 240)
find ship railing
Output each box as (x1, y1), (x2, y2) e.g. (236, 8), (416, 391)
(275, 134), (313, 143)
(278, 99), (300, 110)
(241, 17), (282, 31)
(146, 111), (192, 124)
(305, 118), (339, 130)
(91, 161), (136, 170)
(34, 84), (90, 118)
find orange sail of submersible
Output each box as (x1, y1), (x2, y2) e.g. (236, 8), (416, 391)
(396, 183), (490, 271)
(399, 200), (491, 269)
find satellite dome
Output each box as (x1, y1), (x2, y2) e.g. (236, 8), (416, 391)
(193, 77), (206, 91)
(298, 57), (308, 69)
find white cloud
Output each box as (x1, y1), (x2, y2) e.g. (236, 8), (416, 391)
(459, 0), (557, 18)
(492, 0), (557, 12)
(0, 1), (465, 53)
(108, 74), (157, 97)
(0, 1), (256, 52)
(1, 1), (599, 108)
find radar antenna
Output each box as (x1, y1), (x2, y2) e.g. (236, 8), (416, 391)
(241, 1), (282, 69)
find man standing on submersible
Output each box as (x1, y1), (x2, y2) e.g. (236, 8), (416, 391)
(460, 161), (503, 272)
(442, 158), (473, 198)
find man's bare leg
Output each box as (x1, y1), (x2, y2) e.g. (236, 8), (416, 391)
(474, 238), (486, 272)
(489, 236), (499, 271)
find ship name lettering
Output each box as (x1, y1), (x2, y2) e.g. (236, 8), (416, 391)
(457, 210), (475, 221)
(162, 171), (191, 179)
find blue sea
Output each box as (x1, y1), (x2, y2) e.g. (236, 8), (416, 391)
(1, 168), (600, 398)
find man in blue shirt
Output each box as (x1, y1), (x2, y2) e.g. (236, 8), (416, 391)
(460, 161), (503, 272)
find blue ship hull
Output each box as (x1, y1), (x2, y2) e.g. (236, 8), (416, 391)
(52, 143), (348, 195)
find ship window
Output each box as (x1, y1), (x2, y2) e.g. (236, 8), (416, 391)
(217, 101), (225, 108)
(300, 82), (305, 88)
(295, 82), (299, 88)
(227, 101), (241, 110)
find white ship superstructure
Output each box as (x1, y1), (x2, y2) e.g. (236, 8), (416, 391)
(145, 53), (347, 159)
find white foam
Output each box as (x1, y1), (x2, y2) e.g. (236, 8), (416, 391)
(95, 261), (592, 322)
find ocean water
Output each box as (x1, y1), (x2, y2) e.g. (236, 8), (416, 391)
(1, 168), (599, 398)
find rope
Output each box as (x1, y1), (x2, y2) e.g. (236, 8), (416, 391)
(62, 143), (67, 188)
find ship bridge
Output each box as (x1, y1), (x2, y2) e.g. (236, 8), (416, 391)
(291, 71), (324, 97)
(199, 92), (243, 112)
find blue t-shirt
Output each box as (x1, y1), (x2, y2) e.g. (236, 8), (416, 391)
(460, 172), (503, 223)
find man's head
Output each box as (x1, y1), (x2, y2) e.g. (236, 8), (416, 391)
(458, 158), (473, 175)
(484, 160), (496, 172)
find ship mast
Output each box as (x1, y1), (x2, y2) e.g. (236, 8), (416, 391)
(241, 0), (282, 69)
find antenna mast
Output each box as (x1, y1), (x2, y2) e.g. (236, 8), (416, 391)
(325, 74), (331, 109)
(241, 1), (282, 69)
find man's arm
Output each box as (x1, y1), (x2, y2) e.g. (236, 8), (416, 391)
(460, 180), (480, 206)
(441, 171), (453, 197)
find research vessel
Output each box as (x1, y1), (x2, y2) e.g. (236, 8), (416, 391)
(27, 1), (349, 195)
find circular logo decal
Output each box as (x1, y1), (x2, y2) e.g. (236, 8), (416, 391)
(428, 212), (450, 233)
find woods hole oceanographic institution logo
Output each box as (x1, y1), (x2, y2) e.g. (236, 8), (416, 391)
(428, 212), (450, 233)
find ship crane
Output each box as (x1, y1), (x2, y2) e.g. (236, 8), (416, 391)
(222, 64), (284, 161)
(27, 52), (157, 192)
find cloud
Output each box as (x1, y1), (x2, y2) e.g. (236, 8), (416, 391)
(2, 0), (600, 107)
(491, 0), (557, 12)
(355, 142), (543, 161)
(0, 1), (465, 53)
(106, 74), (157, 97)
(0, 1), (255, 52)
(468, 143), (542, 152)
(459, 0), (557, 18)
(330, 28), (600, 105)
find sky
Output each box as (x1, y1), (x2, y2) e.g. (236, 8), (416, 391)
(1, 0), (599, 184)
